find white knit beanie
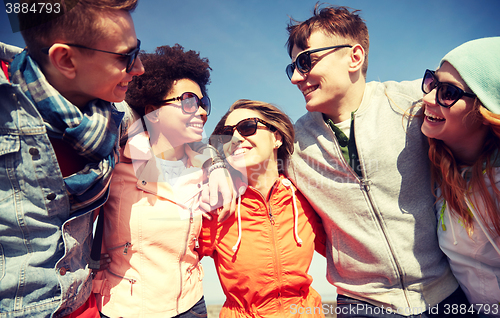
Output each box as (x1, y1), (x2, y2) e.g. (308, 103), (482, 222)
(440, 36), (500, 114)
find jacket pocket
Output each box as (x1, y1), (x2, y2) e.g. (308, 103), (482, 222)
(0, 134), (20, 204)
(0, 134), (19, 157)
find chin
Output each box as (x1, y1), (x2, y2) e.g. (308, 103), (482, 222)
(420, 125), (436, 139)
(305, 101), (326, 114)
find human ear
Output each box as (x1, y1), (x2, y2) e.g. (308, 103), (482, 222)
(273, 131), (283, 149)
(144, 105), (159, 123)
(47, 44), (77, 79)
(348, 44), (365, 73)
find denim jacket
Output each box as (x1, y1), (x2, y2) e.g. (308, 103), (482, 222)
(0, 76), (116, 318)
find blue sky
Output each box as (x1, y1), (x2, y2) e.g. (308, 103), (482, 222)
(2, 0), (500, 305)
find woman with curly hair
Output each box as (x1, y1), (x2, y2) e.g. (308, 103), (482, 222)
(93, 44), (212, 318)
(421, 37), (500, 316)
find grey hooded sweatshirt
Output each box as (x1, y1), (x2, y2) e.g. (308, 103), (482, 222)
(287, 79), (458, 314)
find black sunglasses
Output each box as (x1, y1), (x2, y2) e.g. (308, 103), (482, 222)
(422, 69), (476, 108)
(219, 117), (276, 144)
(286, 44), (352, 80)
(158, 92), (211, 116)
(41, 39), (141, 73)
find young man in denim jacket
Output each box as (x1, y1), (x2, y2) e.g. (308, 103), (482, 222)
(0, 1), (144, 317)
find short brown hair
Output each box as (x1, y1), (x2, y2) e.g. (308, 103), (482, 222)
(211, 99), (295, 173)
(286, 3), (369, 77)
(19, 0), (138, 66)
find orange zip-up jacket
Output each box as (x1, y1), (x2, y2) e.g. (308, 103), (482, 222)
(198, 175), (327, 317)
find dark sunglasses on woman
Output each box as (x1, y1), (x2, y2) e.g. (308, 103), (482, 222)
(422, 69), (476, 108)
(286, 44), (352, 80)
(158, 92), (211, 116)
(219, 117), (276, 144)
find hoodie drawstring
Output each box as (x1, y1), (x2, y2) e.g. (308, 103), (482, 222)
(444, 202), (458, 245)
(281, 179), (303, 246)
(231, 179), (304, 254)
(232, 186), (246, 253)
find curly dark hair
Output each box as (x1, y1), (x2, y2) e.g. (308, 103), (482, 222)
(126, 44), (211, 117)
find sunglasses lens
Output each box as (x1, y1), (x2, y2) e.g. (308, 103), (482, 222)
(237, 119), (258, 137)
(220, 128), (234, 144)
(422, 71), (436, 94)
(180, 93), (199, 113)
(437, 85), (461, 107)
(296, 52), (310, 73)
(201, 96), (211, 116)
(286, 64), (294, 80)
(126, 41), (141, 73)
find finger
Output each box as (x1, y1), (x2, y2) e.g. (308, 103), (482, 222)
(217, 203), (230, 222)
(209, 181), (221, 207)
(209, 169), (230, 208)
(199, 199), (212, 215)
(200, 184), (210, 206)
(202, 210), (212, 221)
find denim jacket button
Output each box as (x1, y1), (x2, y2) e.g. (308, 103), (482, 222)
(29, 148), (39, 156)
(47, 193), (57, 200)
(59, 267), (67, 276)
(142, 180), (147, 185)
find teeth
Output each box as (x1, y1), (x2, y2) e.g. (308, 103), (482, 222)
(425, 109), (445, 122)
(232, 148), (247, 156)
(187, 123), (203, 128)
(303, 86), (317, 95)
(119, 82), (128, 87)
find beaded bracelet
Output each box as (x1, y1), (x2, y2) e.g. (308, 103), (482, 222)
(208, 161), (226, 174)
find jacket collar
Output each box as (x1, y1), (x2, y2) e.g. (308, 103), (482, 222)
(122, 127), (209, 204)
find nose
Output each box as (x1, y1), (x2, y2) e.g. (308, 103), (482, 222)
(130, 56), (145, 76)
(195, 105), (208, 123)
(232, 129), (245, 141)
(422, 87), (437, 107)
(290, 67), (306, 85)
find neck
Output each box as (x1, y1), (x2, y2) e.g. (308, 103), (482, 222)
(324, 80), (365, 123)
(246, 161), (279, 199)
(448, 127), (490, 165)
(43, 64), (89, 109)
(150, 135), (186, 161)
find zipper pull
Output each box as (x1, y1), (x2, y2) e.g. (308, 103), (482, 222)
(360, 179), (372, 192)
(194, 237), (199, 249)
(189, 207), (194, 223)
(129, 278), (136, 295)
(123, 242), (131, 254)
(269, 212), (275, 225)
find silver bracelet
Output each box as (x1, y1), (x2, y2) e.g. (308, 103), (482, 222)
(208, 161), (226, 174)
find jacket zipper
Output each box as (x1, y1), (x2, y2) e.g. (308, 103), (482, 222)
(327, 118), (411, 309)
(106, 268), (136, 295)
(176, 200), (196, 315)
(266, 181), (284, 313)
(107, 242), (132, 255)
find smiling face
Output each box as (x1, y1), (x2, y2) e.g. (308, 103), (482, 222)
(222, 109), (281, 180)
(146, 78), (207, 151)
(421, 62), (489, 161)
(71, 10), (144, 106)
(289, 31), (355, 120)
